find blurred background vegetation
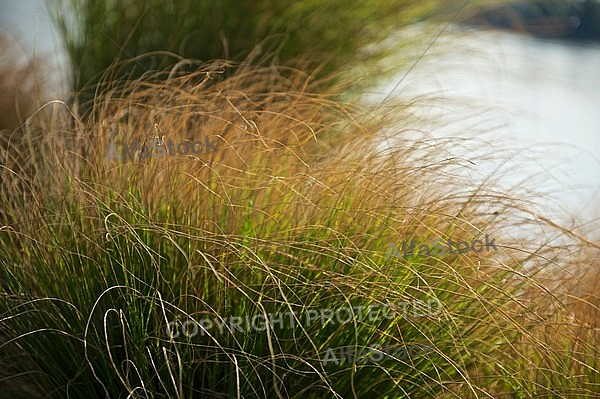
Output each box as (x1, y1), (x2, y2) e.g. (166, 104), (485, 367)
(49, 0), (459, 110)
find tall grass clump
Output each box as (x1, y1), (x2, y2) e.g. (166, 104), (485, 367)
(0, 57), (599, 398)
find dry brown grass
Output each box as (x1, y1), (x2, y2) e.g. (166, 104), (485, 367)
(0, 33), (48, 132)
(1, 56), (599, 397)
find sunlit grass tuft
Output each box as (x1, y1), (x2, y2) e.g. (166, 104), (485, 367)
(0, 58), (599, 398)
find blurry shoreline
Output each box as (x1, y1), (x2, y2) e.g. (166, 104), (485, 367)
(462, 0), (600, 41)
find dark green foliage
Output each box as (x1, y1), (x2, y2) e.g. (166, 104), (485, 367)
(49, 0), (444, 109)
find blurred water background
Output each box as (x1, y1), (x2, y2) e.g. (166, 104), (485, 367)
(368, 24), (600, 234)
